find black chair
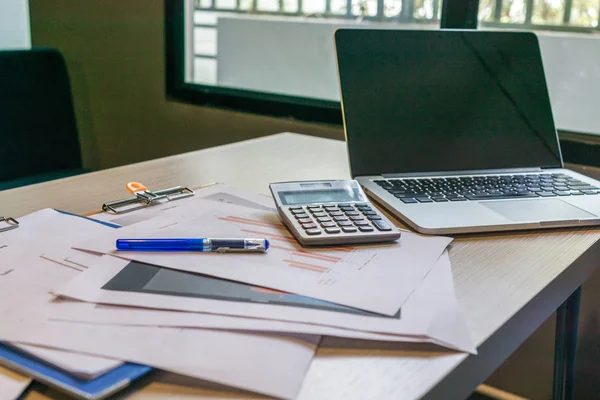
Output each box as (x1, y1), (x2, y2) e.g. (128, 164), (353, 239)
(0, 48), (86, 191)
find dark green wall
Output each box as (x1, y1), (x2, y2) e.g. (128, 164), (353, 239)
(29, 0), (343, 170)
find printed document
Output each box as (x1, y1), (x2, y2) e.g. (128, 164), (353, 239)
(0, 247), (318, 399)
(53, 252), (475, 353)
(75, 201), (452, 315)
(0, 212), (125, 377)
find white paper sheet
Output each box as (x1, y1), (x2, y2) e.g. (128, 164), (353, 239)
(0, 249), (318, 399)
(0, 365), (30, 400)
(1, 317), (317, 400)
(52, 252), (475, 353)
(91, 183), (276, 226)
(75, 201), (452, 316)
(0, 214), (125, 378)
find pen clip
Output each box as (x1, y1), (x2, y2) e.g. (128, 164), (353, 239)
(214, 247), (266, 253)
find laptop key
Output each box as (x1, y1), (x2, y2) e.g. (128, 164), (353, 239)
(538, 192), (557, 197)
(569, 185), (598, 191)
(465, 193), (539, 200)
(415, 197), (433, 203)
(389, 189), (409, 194)
(394, 193), (417, 198)
(400, 198), (418, 204)
(433, 198), (448, 202)
(448, 197), (468, 201)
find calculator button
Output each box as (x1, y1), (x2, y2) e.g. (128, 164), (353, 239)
(297, 217), (313, 224)
(341, 226), (358, 233)
(372, 220), (392, 231)
(337, 220), (353, 226)
(339, 206), (354, 212)
(305, 229), (322, 235)
(325, 227), (341, 234)
(288, 206), (303, 211)
(349, 215), (365, 221)
(355, 203), (369, 208)
(307, 205), (322, 210)
(294, 213), (309, 219)
(312, 212), (328, 217)
(291, 209), (307, 215)
(362, 210), (377, 216)
(302, 223), (317, 230)
(333, 216), (349, 221)
(358, 225), (374, 232)
(328, 211), (344, 216)
(323, 205), (337, 210)
(325, 207), (340, 213)
(356, 204), (371, 211)
(345, 211), (360, 216)
(316, 217), (332, 223)
(337, 203), (352, 207)
(354, 220), (370, 226)
(321, 222), (336, 228)
(367, 215), (382, 220)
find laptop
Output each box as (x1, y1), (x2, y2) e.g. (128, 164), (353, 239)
(334, 29), (600, 234)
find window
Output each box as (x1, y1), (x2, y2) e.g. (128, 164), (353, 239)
(479, 0), (599, 29)
(166, 0), (600, 132)
(166, 0), (444, 124)
(189, 0), (443, 89)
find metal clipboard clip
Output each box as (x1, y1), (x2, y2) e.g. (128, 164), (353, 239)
(102, 182), (195, 214)
(0, 216), (19, 232)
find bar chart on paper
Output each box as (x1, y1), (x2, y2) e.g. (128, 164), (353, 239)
(218, 214), (383, 283)
(76, 201), (452, 315)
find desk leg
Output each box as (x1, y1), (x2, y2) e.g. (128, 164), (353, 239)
(552, 286), (581, 400)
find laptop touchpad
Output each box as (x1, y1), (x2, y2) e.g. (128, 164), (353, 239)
(481, 199), (596, 222)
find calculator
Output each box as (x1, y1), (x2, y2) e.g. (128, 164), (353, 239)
(269, 180), (401, 246)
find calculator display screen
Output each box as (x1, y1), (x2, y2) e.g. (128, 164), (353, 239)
(280, 188), (363, 205)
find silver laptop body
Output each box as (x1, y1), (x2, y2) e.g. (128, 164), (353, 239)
(334, 29), (600, 234)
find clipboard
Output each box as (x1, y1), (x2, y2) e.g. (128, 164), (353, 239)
(101, 182), (195, 214)
(0, 216), (19, 232)
(0, 210), (152, 399)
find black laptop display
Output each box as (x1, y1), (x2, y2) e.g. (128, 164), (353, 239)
(335, 29), (562, 177)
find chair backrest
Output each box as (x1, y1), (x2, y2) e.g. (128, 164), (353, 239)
(0, 48), (82, 182)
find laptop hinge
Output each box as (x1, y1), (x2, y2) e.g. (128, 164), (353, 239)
(381, 167), (546, 178)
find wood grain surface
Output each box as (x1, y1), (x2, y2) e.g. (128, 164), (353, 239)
(4, 133), (599, 400)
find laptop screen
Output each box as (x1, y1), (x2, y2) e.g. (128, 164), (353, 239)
(335, 29), (563, 177)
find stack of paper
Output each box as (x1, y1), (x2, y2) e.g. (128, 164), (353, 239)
(0, 184), (474, 399)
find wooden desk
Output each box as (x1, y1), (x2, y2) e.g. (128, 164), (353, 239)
(3, 132), (600, 400)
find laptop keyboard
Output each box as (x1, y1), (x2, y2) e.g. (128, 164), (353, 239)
(373, 173), (600, 204)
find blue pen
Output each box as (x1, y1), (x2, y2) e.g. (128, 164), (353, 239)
(116, 238), (269, 253)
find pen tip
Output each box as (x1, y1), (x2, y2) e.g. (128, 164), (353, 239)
(265, 239), (270, 251)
